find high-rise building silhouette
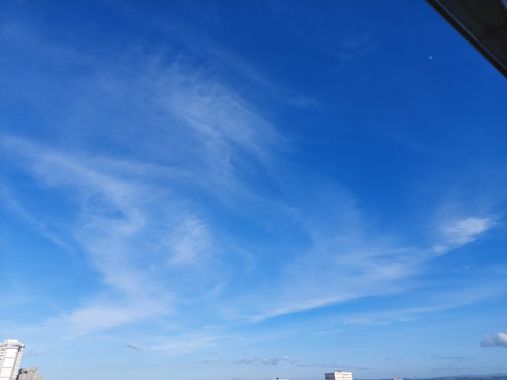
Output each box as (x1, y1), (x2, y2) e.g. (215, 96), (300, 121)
(0, 339), (24, 380)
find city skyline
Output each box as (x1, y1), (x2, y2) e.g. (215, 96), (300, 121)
(1, 1), (506, 379)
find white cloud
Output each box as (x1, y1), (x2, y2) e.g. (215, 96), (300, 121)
(3, 134), (501, 333)
(145, 333), (225, 355)
(442, 217), (494, 246)
(58, 300), (168, 338)
(1, 137), (205, 336)
(167, 215), (212, 266)
(224, 188), (425, 322)
(433, 217), (495, 254)
(480, 332), (507, 347)
(227, 210), (499, 322)
(0, 45), (279, 336)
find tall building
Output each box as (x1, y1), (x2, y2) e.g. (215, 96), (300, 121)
(325, 371), (353, 380)
(17, 368), (44, 380)
(0, 339), (24, 380)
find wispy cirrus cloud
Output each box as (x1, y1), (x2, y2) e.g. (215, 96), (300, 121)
(0, 185), (73, 253)
(57, 300), (168, 339)
(235, 356), (298, 366)
(1, 121), (498, 342)
(433, 217), (495, 254)
(140, 333), (227, 355)
(0, 19), (502, 356)
(226, 204), (497, 322)
(167, 215), (212, 266)
(0, 34), (290, 343)
(433, 355), (469, 361)
(1, 136), (216, 338)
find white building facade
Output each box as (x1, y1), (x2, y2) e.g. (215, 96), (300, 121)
(0, 339), (24, 380)
(325, 371), (353, 380)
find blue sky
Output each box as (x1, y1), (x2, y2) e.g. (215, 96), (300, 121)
(1, 1), (506, 379)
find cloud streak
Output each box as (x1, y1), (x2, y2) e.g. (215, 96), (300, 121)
(433, 217), (495, 254)
(235, 356), (298, 366)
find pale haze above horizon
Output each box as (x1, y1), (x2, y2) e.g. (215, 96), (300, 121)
(0, 1), (506, 380)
